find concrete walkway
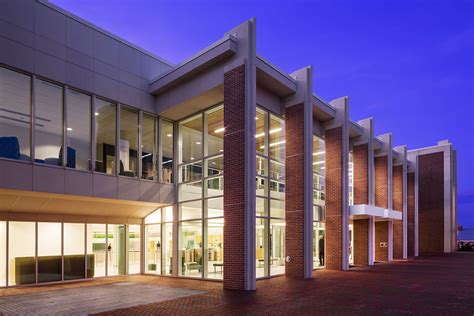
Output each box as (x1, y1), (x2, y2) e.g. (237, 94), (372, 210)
(1, 253), (473, 315)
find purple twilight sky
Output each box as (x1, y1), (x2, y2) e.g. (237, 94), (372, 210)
(51, 0), (474, 227)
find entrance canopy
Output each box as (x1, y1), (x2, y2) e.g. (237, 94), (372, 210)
(0, 188), (166, 223)
(350, 204), (402, 221)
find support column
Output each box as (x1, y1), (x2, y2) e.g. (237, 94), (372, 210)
(407, 172), (415, 257)
(285, 67), (313, 279)
(325, 97), (349, 271)
(392, 165), (403, 259)
(353, 143), (369, 266)
(374, 155), (389, 262)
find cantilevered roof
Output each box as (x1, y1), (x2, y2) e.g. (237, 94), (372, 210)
(0, 188), (165, 220)
(374, 137), (384, 150)
(312, 95), (336, 121)
(256, 55), (297, 97)
(349, 121), (364, 138)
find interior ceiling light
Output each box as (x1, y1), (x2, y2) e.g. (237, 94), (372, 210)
(313, 161), (325, 165)
(214, 127), (225, 133)
(255, 132), (265, 138)
(313, 151), (325, 156)
(95, 112), (99, 116)
(166, 133), (172, 137)
(67, 127), (72, 131)
(196, 141), (201, 145)
(269, 127), (282, 134)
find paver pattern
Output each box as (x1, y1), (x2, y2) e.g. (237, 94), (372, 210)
(1, 253), (473, 315)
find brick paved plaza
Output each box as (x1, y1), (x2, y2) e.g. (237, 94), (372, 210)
(0, 253), (472, 315)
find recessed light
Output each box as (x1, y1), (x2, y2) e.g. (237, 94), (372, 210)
(196, 141), (201, 145)
(191, 157), (195, 160)
(219, 149), (223, 152)
(95, 112), (99, 116)
(214, 127), (225, 133)
(167, 134), (172, 137)
(67, 127), (72, 131)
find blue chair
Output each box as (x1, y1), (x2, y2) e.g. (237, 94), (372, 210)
(0, 136), (20, 160)
(58, 146), (76, 168)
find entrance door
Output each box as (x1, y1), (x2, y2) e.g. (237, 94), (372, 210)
(108, 224), (126, 276)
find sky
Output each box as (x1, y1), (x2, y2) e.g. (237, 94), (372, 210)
(52, 0), (474, 227)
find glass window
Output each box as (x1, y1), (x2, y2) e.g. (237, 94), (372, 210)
(256, 177), (268, 197)
(269, 114), (285, 162)
(255, 108), (267, 156)
(179, 114), (202, 164)
(0, 221), (6, 287)
(38, 222), (62, 283)
(95, 99), (116, 174)
(207, 155), (223, 177)
(179, 220), (202, 277)
(270, 219), (285, 276)
(35, 79), (63, 165)
(163, 206), (173, 222)
(256, 197), (268, 217)
(270, 199), (285, 219)
(86, 224), (106, 277)
(179, 181), (203, 202)
(128, 225), (141, 274)
(206, 197), (223, 218)
(0, 68), (31, 161)
(256, 156), (267, 176)
(145, 209), (161, 224)
(107, 224), (126, 276)
(206, 176), (223, 198)
(119, 108), (138, 177)
(205, 218), (223, 280)
(141, 114), (156, 180)
(9, 221), (36, 285)
(313, 222), (325, 268)
(313, 135), (326, 175)
(180, 161), (203, 183)
(64, 223), (85, 280)
(349, 151), (354, 206)
(162, 223), (173, 275)
(256, 218), (268, 278)
(179, 200), (202, 220)
(66, 90), (91, 170)
(206, 105), (223, 156)
(161, 120), (174, 183)
(145, 224), (161, 274)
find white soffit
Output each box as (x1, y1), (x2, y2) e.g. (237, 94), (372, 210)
(350, 204), (402, 220)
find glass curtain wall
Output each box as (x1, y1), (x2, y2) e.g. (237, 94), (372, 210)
(87, 224), (106, 278)
(313, 135), (326, 268)
(8, 222), (36, 286)
(95, 99), (116, 174)
(38, 222), (62, 283)
(144, 207), (174, 276)
(0, 67), (31, 161)
(256, 108), (286, 278)
(142, 114), (157, 180)
(64, 223), (85, 280)
(66, 90), (91, 170)
(0, 222), (6, 287)
(34, 79), (63, 165)
(128, 225), (141, 274)
(119, 108), (138, 177)
(161, 120), (174, 183)
(107, 224), (126, 276)
(178, 104), (224, 279)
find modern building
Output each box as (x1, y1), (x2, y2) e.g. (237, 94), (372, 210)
(0, 0), (457, 291)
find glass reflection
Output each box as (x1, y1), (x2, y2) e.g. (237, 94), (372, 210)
(95, 99), (116, 174)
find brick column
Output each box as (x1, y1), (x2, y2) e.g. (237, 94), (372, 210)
(285, 103), (307, 278)
(223, 64), (255, 290)
(374, 156), (389, 261)
(407, 172), (415, 257)
(353, 144), (369, 266)
(326, 127), (344, 270)
(393, 165), (403, 259)
(418, 152), (444, 254)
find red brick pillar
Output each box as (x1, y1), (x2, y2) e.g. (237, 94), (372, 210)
(285, 103), (306, 278)
(223, 64), (253, 290)
(374, 156), (389, 261)
(326, 127), (344, 270)
(407, 172), (415, 257)
(353, 144), (369, 266)
(392, 165), (403, 259)
(418, 152), (444, 254)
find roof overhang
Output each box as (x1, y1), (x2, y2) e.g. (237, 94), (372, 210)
(374, 137), (383, 150)
(349, 121), (363, 138)
(256, 55), (297, 97)
(350, 204), (402, 220)
(149, 34), (237, 94)
(0, 188), (165, 220)
(312, 95), (336, 122)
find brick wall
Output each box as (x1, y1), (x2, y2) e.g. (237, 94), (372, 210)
(353, 219), (369, 265)
(375, 221), (389, 261)
(374, 156), (388, 261)
(353, 144), (369, 265)
(407, 172), (415, 257)
(223, 64), (247, 290)
(285, 103), (305, 278)
(418, 152), (445, 254)
(393, 165), (403, 259)
(325, 127), (343, 270)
